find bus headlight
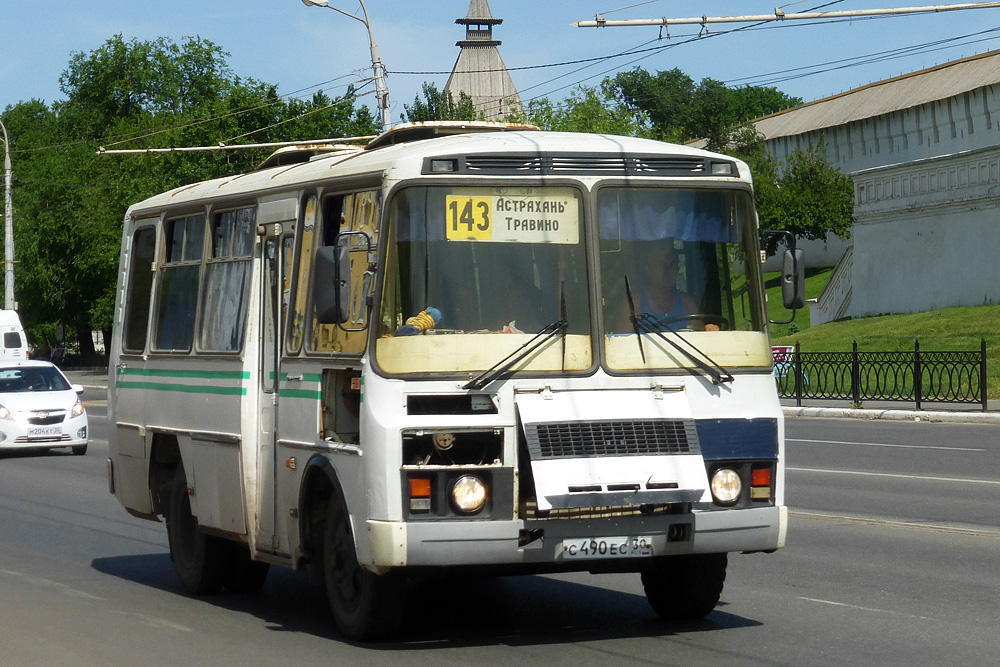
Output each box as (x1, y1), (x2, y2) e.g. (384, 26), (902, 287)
(450, 475), (487, 515)
(710, 468), (742, 505)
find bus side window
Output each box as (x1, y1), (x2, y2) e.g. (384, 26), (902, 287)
(153, 214), (205, 352)
(287, 195), (318, 354)
(309, 190), (380, 355)
(123, 226), (157, 353)
(198, 207), (255, 352)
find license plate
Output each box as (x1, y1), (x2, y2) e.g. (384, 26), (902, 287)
(561, 536), (653, 559)
(28, 427), (61, 437)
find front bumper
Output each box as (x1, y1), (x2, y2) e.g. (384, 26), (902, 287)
(0, 415), (88, 451)
(367, 505), (786, 569)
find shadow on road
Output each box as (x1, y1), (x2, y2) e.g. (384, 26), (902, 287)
(91, 553), (761, 648)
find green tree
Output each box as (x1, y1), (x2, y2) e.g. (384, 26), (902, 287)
(3, 34), (376, 359)
(403, 83), (478, 122)
(527, 85), (651, 136)
(605, 67), (801, 148)
(731, 130), (853, 252)
(605, 67), (694, 142)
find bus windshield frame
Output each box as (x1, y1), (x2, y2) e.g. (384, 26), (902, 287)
(596, 184), (771, 373)
(374, 181), (771, 378)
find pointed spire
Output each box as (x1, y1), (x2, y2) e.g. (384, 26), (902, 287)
(458, 0), (502, 25)
(444, 0), (522, 120)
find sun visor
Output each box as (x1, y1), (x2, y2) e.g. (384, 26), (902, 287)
(516, 389), (709, 511)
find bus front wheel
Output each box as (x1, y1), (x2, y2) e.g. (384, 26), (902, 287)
(322, 496), (404, 641)
(641, 553), (728, 621)
(165, 466), (228, 595)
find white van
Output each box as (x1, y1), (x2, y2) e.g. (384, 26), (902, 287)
(0, 311), (28, 360)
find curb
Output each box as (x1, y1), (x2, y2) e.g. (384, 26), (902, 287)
(783, 406), (1000, 424)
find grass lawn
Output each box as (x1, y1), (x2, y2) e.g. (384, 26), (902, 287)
(768, 301), (1000, 400)
(763, 267), (833, 339)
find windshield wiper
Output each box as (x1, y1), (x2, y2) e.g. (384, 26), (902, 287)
(624, 275), (646, 363)
(463, 320), (568, 390)
(637, 313), (734, 385)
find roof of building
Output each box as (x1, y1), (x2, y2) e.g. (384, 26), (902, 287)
(755, 50), (1000, 140)
(458, 0), (502, 25)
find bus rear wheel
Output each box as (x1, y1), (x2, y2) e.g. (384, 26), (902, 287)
(641, 553), (728, 621)
(166, 466), (228, 595)
(322, 496), (404, 641)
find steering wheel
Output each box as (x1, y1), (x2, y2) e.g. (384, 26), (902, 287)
(649, 313), (730, 331)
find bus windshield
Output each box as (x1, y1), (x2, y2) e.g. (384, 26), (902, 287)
(598, 186), (770, 371)
(377, 185), (592, 375)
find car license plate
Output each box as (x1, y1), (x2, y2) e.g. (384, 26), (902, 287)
(28, 427), (61, 438)
(561, 536), (653, 559)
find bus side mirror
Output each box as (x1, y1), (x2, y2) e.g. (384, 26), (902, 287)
(314, 244), (351, 324)
(782, 248), (805, 310)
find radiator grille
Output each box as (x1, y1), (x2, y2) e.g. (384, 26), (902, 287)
(459, 154), (729, 177)
(465, 155), (544, 172)
(523, 419), (700, 460)
(28, 413), (66, 425)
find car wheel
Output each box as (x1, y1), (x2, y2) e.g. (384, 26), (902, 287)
(322, 494), (405, 641)
(641, 553), (728, 621)
(72, 444), (88, 456)
(165, 465), (228, 595)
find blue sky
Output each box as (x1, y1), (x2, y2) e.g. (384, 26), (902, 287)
(3, 1), (1000, 126)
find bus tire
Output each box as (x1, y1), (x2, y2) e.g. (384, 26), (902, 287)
(641, 553), (727, 621)
(225, 543), (270, 593)
(322, 495), (404, 641)
(165, 466), (228, 595)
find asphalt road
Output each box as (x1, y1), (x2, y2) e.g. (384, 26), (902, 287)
(0, 398), (996, 666)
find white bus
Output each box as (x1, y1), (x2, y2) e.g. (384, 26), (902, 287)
(108, 122), (798, 641)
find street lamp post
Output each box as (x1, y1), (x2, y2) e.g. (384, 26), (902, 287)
(301, 0), (391, 133)
(0, 118), (13, 311)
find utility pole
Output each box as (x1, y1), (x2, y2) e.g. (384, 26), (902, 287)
(573, 2), (1000, 28)
(0, 118), (13, 311)
(301, 0), (392, 133)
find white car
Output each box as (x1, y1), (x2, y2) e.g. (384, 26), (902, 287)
(0, 361), (88, 456)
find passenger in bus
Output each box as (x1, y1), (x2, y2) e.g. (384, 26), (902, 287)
(609, 242), (719, 332)
(639, 244), (698, 325)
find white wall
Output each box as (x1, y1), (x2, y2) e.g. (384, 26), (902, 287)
(763, 82), (1000, 318)
(849, 146), (1000, 316)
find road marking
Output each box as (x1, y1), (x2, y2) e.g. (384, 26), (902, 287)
(789, 509), (1000, 536)
(798, 597), (929, 620)
(111, 611), (192, 633)
(0, 569), (105, 601)
(787, 438), (984, 452)
(788, 466), (1000, 485)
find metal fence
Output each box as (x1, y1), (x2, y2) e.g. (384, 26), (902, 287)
(773, 340), (987, 411)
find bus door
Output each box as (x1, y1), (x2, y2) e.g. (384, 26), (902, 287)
(255, 226), (292, 553)
(111, 223), (158, 513)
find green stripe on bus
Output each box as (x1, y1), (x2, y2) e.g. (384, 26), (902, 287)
(279, 388), (322, 400)
(118, 367), (250, 380)
(116, 380), (247, 396)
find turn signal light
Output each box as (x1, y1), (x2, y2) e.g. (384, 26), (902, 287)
(409, 478), (432, 513)
(751, 467), (772, 501)
(410, 478), (432, 497)
(751, 468), (772, 487)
